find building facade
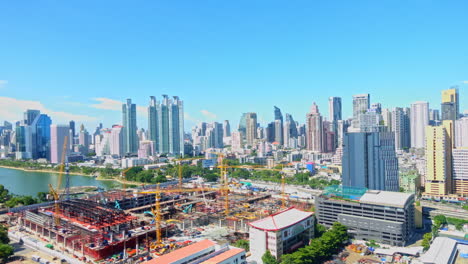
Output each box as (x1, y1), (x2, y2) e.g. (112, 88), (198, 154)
(452, 148), (468, 197)
(50, 124), (70, 164)
(316, 186), (415, 246)
(122, 99), (138, 155)
(410, 101), (429, 149)
(306, 102), (323, 152)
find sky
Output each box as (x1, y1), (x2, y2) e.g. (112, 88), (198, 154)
(1, 0), (468, 130)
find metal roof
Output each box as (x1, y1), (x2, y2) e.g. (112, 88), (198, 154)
(359, 190), (413, 208)
(248, 207), (313, 231)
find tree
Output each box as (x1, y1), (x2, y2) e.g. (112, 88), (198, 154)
(0, 226), (8, 244)
(234, 239), (249, 251)
(0, 243), (13, 263)
(433, 215), (447, 228)
(422, 232), (432, 250)
(314, 223), (327, 237)
(262, 251), (279, 264)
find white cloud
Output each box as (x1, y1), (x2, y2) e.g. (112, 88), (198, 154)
(0, 97), (98, 124)
(200, 110), (217, 120)
(184, 112), (200, 123)
(90, 97), (146, 116)
(0, 80), (8, 88)
(462, 80), (468, 84)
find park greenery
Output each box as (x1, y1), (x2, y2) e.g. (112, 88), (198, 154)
(0, 225), (13, 263)
(0, 185), (48, 208)
(422, 214), (468, 251)
(278, 222), (349, 264)
(234, 239), (249, 252)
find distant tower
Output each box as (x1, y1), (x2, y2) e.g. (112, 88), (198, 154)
(306, 103), (323, 152)
(50, 124), (70, 164)
(148, 96), (159, 152)
(245, 113), (257, 146)
(223, 120), (231, 137)
(410, 101), (429, 149)
(122, 99), (138, 155)
(441, 87), (459, 122)
(352, 94), (370, 119)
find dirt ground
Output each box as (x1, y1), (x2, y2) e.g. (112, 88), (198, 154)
(344, 249), (382, 264)
(10, 241), (62, 264)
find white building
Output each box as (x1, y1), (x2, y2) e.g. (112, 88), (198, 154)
(249, 207), (314, 262)
(455, 117), (468, 148)
(50, 124), (70, 164)
(110, 125), (124, 157)
(453, 148), (468, 197)
(410, 101), (429, 149)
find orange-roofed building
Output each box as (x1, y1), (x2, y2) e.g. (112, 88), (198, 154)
(143, 239), (216, 264)
(200, 248), (246, 264)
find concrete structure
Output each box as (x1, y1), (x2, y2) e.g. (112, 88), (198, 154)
(399, 173), (421, 194)
(249, 207), (314, 262)
(50, 124), (70, 164)
(148, 96), (159, 152)
(425, 122), (452, 196)
(316, 187), (415, 246)
(410, 101), (429, 149)
(223, 120), (231, 137)
(329, 96), (342, 122)
(453, 148), (468, 197)
(122, 98), (138, 155)
(342, 132), (399, 192)
(358, 111), (381, 133)
(110, 125), (124, 157)
(306, 102), (323, 152)
(455, 117), (468, 148)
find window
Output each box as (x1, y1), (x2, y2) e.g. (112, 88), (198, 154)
(283, 230), (288, 237)
(307, 220), (311, 226)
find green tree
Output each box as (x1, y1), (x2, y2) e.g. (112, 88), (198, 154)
(433, 215), (447, 228)
(314, 223), (327, 237)
(234, 239), (249, 251)
(0, 243), (13, 263)
(0, 226), (9, 244)
(422, 232), (432, 250)
(262, 251), (279, 264)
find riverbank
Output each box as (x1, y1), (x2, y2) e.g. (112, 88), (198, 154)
(0, 165), (144, 186)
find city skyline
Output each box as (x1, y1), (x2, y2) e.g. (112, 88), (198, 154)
(1, 1), (468, 129)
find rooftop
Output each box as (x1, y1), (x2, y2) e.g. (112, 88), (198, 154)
(359, 190), (414, 208)
(420, 237), (457, 264)
(144, 239), (216, 264)
(200, 248), (245, 264)
(248, 207), (313, 231)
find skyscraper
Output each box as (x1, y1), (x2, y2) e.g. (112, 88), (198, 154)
(50, 124), (70, 164)
(148, 96), (159, 152)
(274, 106), (283, 145)
(410, 101), (429, 149)
(425, 121), (453, 196)
(328, 97), (342, 122)
(245, 112), (257, 146)
(110, 125), (124, 157)
(122, 99), (138, 155)
(238, 113), (247, 140)
(24, 110), (40, 125)
(223, 120), (231, 137)
(157, 95), (184, 155)
(342, 132), (399, 191)
(391, 107), (411, 150)
(69, 120), (75, 137)
(306, 102), (323, 152)
(441, 87), (459, 122)
(32, 114), (52, 160)
(78, 124), (90, 155)
(352, 94), (370, 119)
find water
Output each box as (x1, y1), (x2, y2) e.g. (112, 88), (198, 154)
(0, 167), (121, 197)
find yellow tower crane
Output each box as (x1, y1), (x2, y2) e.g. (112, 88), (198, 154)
(173, 157), (202, 189)
(140, 185), (218, 245)
(48, 136), (68, 226)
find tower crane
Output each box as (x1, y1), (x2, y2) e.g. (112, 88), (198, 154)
(140, 185), (218, 245)
(173, 157), (203, 189)
(48, 136), (68, 227)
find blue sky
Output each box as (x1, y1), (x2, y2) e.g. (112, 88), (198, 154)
(1, 0), (467, 130)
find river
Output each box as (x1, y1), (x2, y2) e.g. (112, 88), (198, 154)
(0, 167), (122, 196)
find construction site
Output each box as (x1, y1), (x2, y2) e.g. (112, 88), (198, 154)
(7, 143), (313, 263)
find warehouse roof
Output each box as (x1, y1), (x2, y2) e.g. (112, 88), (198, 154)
(359, 190), (413, 208)
(200, 248), (245, 264)
(248, 207), (313, 231)
(420, 237), (457, 264)
(144, 239), (216, 264)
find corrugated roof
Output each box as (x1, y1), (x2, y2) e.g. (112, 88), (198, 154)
(359, 191), (413, 208)
(248, 207), (313, 231)
(200, 248), (245, 264)
(420, 237), (457, 264)
(143, 239), (216, 264)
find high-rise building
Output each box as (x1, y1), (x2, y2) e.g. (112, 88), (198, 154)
(50, 124), (70, 164)
(353, 94), (370, 119)
(342, 132), (399, 191)
(425, 121), (453, 196)
(24, 110), (40, 126)
(455, 117), (468, 148)
(392, 107), (411, 150)
(358, 112), (381, 133)
(231, 131), (243, 152)
(122, 99), (138, 155)
(15, 125), (32, 159)
(223, 120), (231, 137)
(370, 103), (382, 114)
(110, 125), (124, 157)
(381, 108), (393, 131)
(69, 120), (76, 137)
(441, 87), (459, 122)
(306, 103), (323, 152)
(148, 96), (159, 152)
(78, 124), (90, 155)
(328, 97), (342, 122)
(410, 101), (429, 149)
(32, 114), (52, 160)
(245, 113), (257, 146)
(274, 120), (283, 144)
(238, 113), (247, 140)
(157, 95), (184, 155)
(453, 149), (468, 197)
(429, 109), (440, 125)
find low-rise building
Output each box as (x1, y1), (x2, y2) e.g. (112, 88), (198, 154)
(316, 185), (415, 246)
(400, 172), (421, 194)
(249, 207), (314, 262)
